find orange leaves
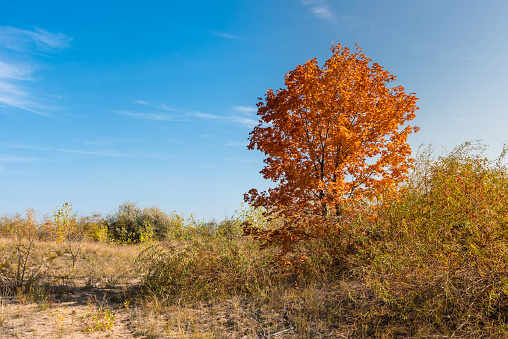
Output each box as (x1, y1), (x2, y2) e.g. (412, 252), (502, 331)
(245, 42), (418, 223)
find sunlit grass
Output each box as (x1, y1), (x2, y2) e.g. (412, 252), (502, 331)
(1, 141), (508, 337)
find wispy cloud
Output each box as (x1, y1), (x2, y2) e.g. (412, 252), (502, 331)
(0, 142), (134, 158)
(72, 137), (142, 146)
(0, 81), (42, 114)
(0, 60), (33, 80)
(134, 100), (177, 111)
(0, 26), (71, 53)
(115, 110), (182, 122)
(0, 26), (71, 115)
(127, 100), (259, 127)
(51, 148), (133, 157)
(72, 139), (110, 146)
(0, 155), (36, 163)
(234, 105), (257, 114)
(192, 111), (221, 119)
(230, 106), (258, 127)
(225, 141), (248, 147)
(228, 115), (258, 127)
(209, 31), (240, 40)
(193, 107), (258, 127)
(0, 143), (32, 149)
(302, 0), (336, 22)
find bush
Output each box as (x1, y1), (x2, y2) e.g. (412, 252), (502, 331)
(0, 210), (47, 290)
(136, 237), (275, 302)
(258, 141), (508, 336)
(105, 201), (173, 243)
(382, 141), (508, 249)
(359, 141), (508, 336)
(78, 214), (108, 243)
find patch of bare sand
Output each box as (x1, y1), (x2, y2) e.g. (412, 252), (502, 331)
(0, 287), (137, 339)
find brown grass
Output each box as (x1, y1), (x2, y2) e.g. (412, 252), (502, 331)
(1, 142), (508, 338)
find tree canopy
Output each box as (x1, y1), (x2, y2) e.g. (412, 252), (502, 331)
(245, 43), (419, 218)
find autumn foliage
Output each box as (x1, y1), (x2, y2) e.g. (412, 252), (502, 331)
(245, 43), (419, 220)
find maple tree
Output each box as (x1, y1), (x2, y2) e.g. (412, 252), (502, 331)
(245, 43), (419, 219)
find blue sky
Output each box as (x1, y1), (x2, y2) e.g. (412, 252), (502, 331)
(1, 0), (507, 220)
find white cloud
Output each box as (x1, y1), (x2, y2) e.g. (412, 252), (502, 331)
(0, 26), (72, 53)
(234, 105), (257, 114)
(0, 143), (32, 149)
(0, 26), (71, 115)
(0, 81), (44, 115)
(228, 116), (258, 128)
(302, 0), (336, 22)
(0, 142), (134, 159)
(0, 60), (33, 80)
(193, 112), (221, 119)
(312, 6), (335, 20)
(128, 100), (258, 127)
(0, 155), (36, 163)
(52, 148), (133, 157)
(134, 100), (177, 111)
(193, 110), (257, 127)
(210, 31), (240, 40)
(225, 142), (248, 147)
(115, 110), (181, 121)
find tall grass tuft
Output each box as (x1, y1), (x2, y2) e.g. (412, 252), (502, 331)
(136, 236), (277, 303)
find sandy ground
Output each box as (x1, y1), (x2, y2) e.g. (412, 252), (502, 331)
(1, 287), (138, 339)
(0, 287), (310, 339)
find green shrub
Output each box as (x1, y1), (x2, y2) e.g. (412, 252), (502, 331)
(105, 201), (173, 243)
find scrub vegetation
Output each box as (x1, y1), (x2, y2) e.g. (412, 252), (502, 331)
(1, 142), (508, 338)
(2, 45), (508, 338)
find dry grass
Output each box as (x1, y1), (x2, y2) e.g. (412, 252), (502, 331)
(2, 142), (508, 338)
(0, 229), (358, 337)
(0, 237), (140, 291)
